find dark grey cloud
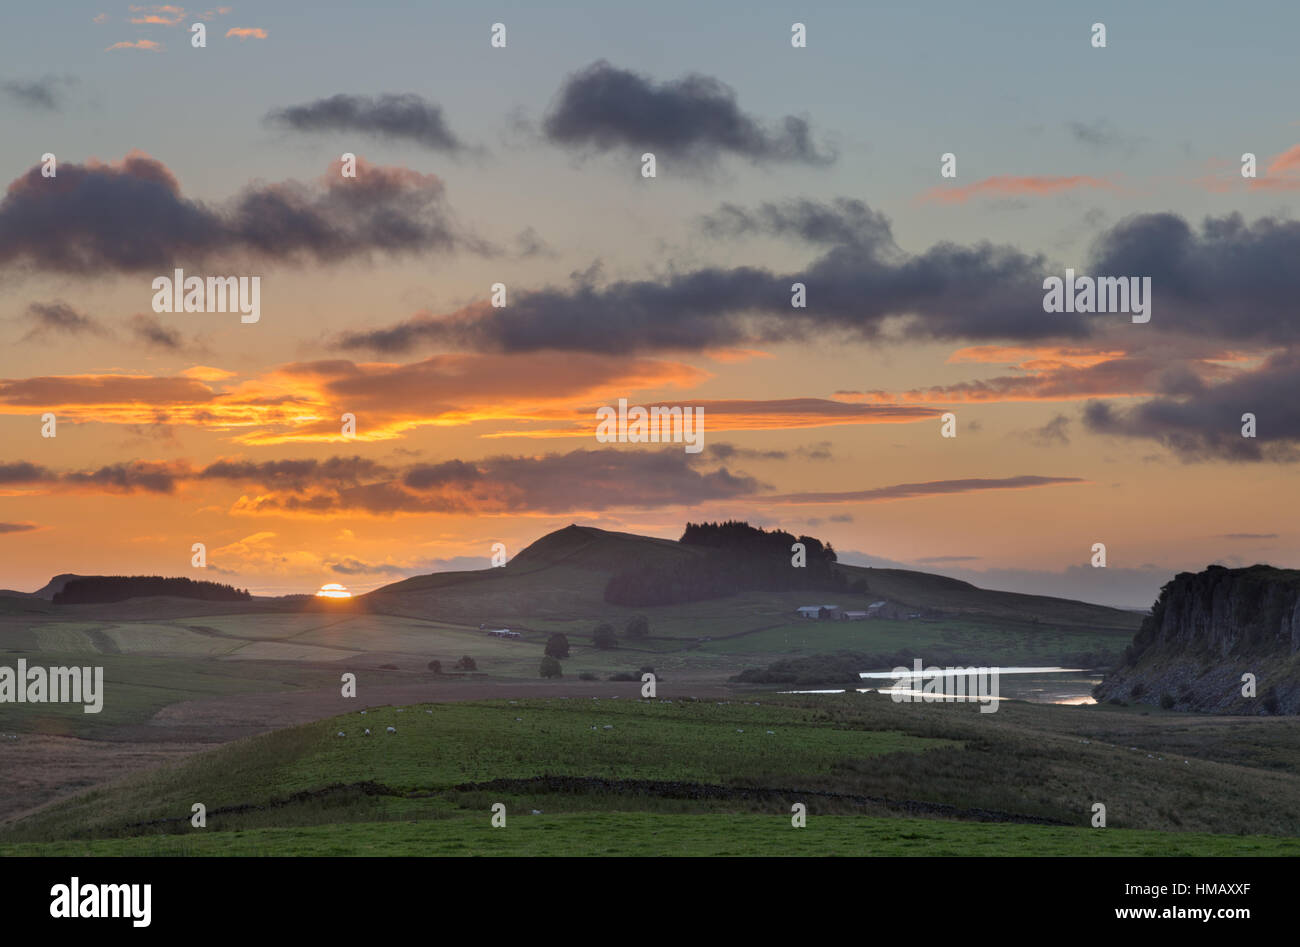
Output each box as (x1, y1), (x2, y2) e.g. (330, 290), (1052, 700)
(61, 461), (183, 494)
(1067, 118), (1142, 155)
(0, 152), (489, 275)
(543, 61), (834, 167)
(235, 448), (764, 516)
(328, 555), (489, 576)
(264, 93), (466, 153)
(1, 76), (75, 111)
(335, 198), (1062, 355)
(762, 475), (1085, 505)
(1087, 211), (1300, 345)
(1217, 533), (1278, 540)
(129, 313), (184, 350)
(708, 442), (789, 461)
(1026, 414), (1071, 446)
(0, 522), (40, 534)
(700, 198), (893, 251)
(0, 462), (54, 484)
(200, 456), (394, 490)
(22, 301), (109, 341)
(1083, 349), (1300, 462)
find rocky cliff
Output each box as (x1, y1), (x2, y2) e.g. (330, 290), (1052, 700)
(1093, 564), (1300, 714)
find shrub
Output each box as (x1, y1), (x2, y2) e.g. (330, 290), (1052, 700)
(427, 659), (442, 673)
(578, 671), (597, 681)
(539, 656), (563, 678)
(454, 655), (477, 671)
(1159, 692), (1176, 710)
(592, 622), (617, 650)
(625, 615), (650, 638)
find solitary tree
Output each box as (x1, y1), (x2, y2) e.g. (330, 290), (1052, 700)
(625, 614), (650, 639)
(427, 659), (442, 674)
(592, 622), (617, 650)
(539, 655), (563, 678)
(454, 655), (477, 671)
(545, 633), (570, 659)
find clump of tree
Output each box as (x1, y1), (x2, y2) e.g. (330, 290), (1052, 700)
(53, 575), (252, 605)
(427, 659), (442, 674)
(625, 615), (649, 638)
(592, 622), (617, 650)
(604, 521), (846, 606)
(454, 655), (477, 671)
(539, 656), (563, 678)
(545, 633), (570, 659)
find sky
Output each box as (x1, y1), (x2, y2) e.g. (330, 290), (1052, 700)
(1, 1), (1297, 607)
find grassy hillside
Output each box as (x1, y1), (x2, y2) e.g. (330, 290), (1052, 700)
(360, 524), (1140, 644)
(3, 693), (1297, 855)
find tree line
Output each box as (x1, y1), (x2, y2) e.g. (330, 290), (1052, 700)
(604, 520), (855, 606)
(53, 576), (252, 605)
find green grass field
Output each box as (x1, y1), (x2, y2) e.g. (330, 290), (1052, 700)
(4, 693), (1298, 855)
(4, 813), (1295, 857)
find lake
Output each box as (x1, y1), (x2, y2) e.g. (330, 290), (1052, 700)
(782, 666), (1102, 705)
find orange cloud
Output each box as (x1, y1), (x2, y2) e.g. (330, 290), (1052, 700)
(226, 27), (267, 39)
(105, 39), (162, 50)
(0, 354), (710, 445)
(483, 398), (939, 441)
(919, 175), (1118, 204)
(836, 348), (1251, 405)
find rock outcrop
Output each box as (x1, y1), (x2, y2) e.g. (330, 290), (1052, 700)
(1093, 564), (1300, 714)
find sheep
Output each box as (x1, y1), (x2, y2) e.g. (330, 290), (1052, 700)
(337, 731), (346, 737)
(386, 726), (396, 734)
(363, 728), (371, 736)
(602, 725), (613, 730)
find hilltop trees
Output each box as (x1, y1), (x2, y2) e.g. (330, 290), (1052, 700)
(52, 575), (252, 605)
(605, 520), (846, 606)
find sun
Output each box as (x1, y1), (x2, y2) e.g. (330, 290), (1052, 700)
(315, 583), (352, 599)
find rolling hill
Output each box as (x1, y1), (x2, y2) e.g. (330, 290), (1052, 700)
(362, 523), (1141, 635)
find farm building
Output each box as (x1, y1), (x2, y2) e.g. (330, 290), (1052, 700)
(842, 610), (868, 621)
(486, 629), (520, 639)
(796, 605), (840, 620)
